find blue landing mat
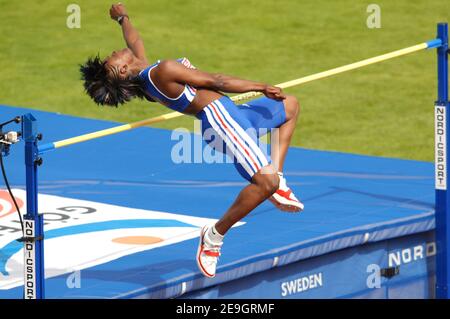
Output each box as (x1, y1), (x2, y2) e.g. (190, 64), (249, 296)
(0, 104), (434, 298)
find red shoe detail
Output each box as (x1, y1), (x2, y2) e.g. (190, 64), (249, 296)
(196, 227), (220, 278)
(275, 189), (293, 200)
(203, 249), (220, 257)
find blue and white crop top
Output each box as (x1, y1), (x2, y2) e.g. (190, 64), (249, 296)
(139, 57), (197, 112)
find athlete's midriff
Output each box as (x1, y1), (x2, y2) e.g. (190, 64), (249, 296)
(182, 88), (224, 116)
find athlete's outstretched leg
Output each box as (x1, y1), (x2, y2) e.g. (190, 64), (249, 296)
(214, 167), (279, 234)
(197, 166), (279, 278)
(269, 95), (304, 213)
(196, 96), (287, 278)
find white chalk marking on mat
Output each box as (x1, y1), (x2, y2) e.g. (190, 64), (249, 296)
(363, 233), (370, 243)
(273, 256), (279, 267)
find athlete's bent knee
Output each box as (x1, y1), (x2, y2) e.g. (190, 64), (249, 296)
(253, 171), (279, 196)
(284, 95), (300, 121)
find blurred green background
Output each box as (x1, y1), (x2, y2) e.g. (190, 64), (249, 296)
(0, 0), (449, 161)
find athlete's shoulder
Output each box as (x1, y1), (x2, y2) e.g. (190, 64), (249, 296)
(141, 58), (197, 81)
(177, 57), (196, 69)
(156, 57), (196, 74)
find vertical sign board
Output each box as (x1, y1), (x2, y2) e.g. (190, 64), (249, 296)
(435, 22), (449, 299)
(22, 113), (44, 299)
(436, 105), (447, 190)
(23, 220), (36, 299)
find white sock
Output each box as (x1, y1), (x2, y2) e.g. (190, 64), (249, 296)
(206, 225), (224, 245)
(277, 172), (287, 189)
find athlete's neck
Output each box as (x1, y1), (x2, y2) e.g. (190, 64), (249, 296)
(129, 59), (149, 76)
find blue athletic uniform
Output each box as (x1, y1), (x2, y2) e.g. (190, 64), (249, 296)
(139, 57), (197, 112)
(139, 58), (286, 181)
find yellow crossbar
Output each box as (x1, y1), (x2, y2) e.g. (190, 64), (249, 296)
(39, 41), (430, 153)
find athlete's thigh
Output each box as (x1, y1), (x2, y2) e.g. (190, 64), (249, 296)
(200, 97), (271, 181)
(236, 96), (287, 137)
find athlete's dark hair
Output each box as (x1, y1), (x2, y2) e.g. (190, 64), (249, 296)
(80, 55), (146, 107)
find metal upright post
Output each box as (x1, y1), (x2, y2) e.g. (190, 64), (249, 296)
(22, 114), (44, 299)
(435, 22), (450, 299)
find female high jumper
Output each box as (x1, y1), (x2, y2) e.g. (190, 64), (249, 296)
(80, 3), (304, 278)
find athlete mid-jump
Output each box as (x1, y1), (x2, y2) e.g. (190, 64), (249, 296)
(80, 3), (304, 278)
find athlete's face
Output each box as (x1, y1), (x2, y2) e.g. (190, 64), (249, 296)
(105, 48), (134, 78)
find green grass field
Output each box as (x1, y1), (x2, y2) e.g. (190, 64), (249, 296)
(1, 0), (449, 161)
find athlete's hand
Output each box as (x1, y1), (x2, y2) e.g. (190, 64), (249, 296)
(262, 85), (286, 101)
(110, 3), (128, 21)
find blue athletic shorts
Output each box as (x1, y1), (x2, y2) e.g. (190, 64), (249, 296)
(196, 95), (286, 181)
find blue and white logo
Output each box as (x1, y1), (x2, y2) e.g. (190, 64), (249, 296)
(0, 189), (243, 290)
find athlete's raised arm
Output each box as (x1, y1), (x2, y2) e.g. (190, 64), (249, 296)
(155, 60), (286, 101)
(110, 3), (148, 64)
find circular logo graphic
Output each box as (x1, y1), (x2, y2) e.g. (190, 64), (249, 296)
(0, 190), (24, 218)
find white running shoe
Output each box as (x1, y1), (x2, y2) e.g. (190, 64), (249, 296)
(269, 173), (304, 213)
(196, 226), (222, 278)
